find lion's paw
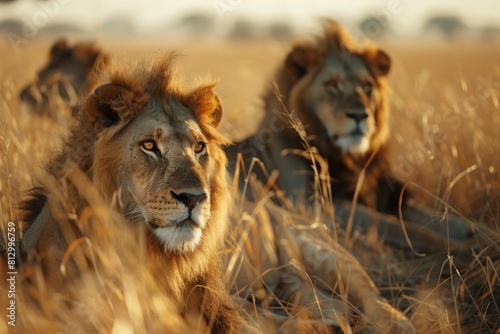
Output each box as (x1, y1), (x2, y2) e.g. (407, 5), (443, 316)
(365, 299), (415, 334)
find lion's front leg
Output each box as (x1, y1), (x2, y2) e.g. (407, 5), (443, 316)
(201, 268), (262, 334)
(277, 268), (353, 333)
(279, 227), (415, 334)
(377, 174), (474, 240)
(334, 200), (472, 254)
(402, 200), (473, 240)
(207, 301), (261, 334)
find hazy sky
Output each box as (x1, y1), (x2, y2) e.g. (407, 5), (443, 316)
(0, 0), (499, 35)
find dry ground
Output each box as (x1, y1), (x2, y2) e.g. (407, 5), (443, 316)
(0, 35), (499, 333)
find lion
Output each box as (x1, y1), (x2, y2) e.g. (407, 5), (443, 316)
(19, 38), (107, 118)
(16, 53), (257, 333)
(224, 19), (480, 333)
(225, 19), (472, 242)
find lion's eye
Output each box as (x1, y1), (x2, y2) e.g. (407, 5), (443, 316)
(140, 140), (161, 159)
(363, 83), (373, 95)
(324, 80), (341, 94)
(141, 140), (156, 151)
(194, 142), (206, 155)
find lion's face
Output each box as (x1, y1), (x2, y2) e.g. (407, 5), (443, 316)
(87, 82), (227, 254)
(286, 45), (391, 156)
(125, 109), (213, 252)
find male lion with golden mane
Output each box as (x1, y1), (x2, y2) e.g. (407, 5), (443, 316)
(226, 19), (471, 242)
(16, 53), (257, 333)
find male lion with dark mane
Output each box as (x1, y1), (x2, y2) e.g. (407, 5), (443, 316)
(19, 38), (107, 118)
(16, 53), (257, 333)
(226, 19), (472, 243)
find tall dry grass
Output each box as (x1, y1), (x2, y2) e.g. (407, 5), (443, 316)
(0, 37), (499, 333)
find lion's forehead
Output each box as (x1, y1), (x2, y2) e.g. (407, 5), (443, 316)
(321, 54), (372, 82)
(132, 107), (205, 143)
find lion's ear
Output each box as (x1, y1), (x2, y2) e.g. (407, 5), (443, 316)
(365, 49), (391, 77)
(50, 38), (68, 58)
(188, 85), (223, 129)
(86, 83), (130, 130)
(284, 45), (319, 80)
(208, 94), (223, 128)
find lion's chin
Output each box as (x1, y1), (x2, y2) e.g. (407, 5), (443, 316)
(334, 135), (371, 156)
(153, 223), (203, 253)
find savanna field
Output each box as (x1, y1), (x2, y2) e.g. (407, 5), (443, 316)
(0, 34), (499, 333)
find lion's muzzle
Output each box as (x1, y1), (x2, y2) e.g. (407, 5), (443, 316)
(146, 188), (211, 253)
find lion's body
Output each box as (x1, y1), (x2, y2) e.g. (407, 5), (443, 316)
(18, 54), (255, 333)
(19, 39), (107, 118)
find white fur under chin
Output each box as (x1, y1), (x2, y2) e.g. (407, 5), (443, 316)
(154, 226), (203, 253)
(336, 135), (371, 155)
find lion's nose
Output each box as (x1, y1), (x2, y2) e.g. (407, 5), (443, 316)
(346, 110), (368, 123)
(171, 191), (207, 211)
